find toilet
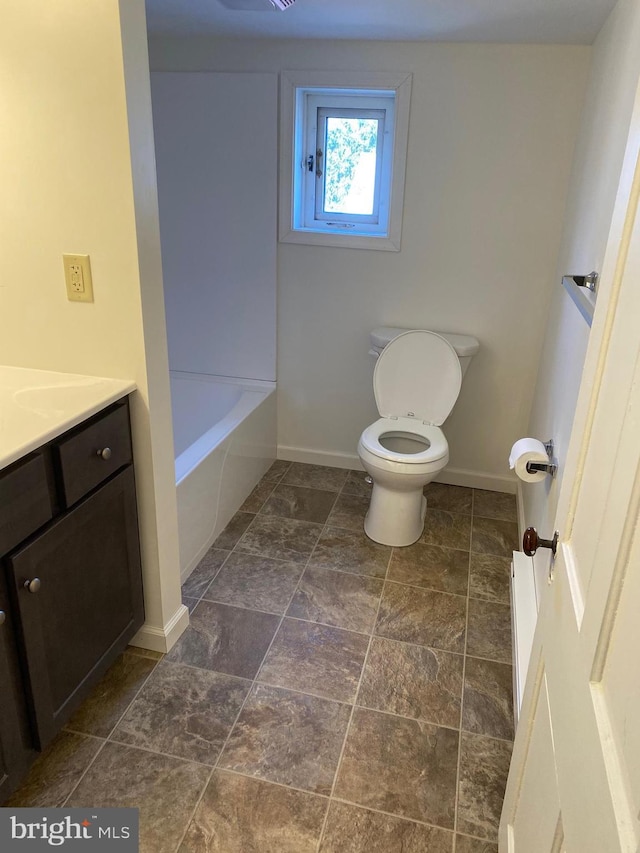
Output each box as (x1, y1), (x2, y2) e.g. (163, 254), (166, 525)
(358, 327), (479, 546)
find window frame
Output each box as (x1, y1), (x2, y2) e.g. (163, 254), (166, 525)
(279, 70), (412, 252)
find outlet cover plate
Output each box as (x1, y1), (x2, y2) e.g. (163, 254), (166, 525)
(63, 254), (94, 303)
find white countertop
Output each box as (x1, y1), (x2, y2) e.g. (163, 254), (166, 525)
(0, 366), (136, 471)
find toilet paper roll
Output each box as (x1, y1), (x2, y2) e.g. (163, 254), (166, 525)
(509, 438), (549, 484)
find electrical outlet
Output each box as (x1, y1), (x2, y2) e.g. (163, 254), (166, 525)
(63, 254), (94, 303)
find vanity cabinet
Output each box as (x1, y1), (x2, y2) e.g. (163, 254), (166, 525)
(0, 397), (144, 797)
(0, 569), (32, 801)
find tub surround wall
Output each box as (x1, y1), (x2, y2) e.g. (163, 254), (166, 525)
(0, 0), (187, 652)
(151, 72), (277, 382)
(523, 0), (640, 595)
(149, 38), (590, 491)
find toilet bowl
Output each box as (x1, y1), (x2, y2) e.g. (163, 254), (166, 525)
(357, 328), (477, 546)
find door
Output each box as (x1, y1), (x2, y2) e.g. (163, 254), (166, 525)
(501, 86), (640, 851)
(8, 467), (144, 749)
(0, 569), (33, 802)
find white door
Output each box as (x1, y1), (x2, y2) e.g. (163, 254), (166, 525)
(501, 84), (640, 852)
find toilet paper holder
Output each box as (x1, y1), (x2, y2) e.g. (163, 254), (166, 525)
(525, 440), (557, 478)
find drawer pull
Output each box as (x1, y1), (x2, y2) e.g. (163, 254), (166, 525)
(0, 610), (5, 625)
(24, 578), (42, 594)
(97, 447), (112, 461)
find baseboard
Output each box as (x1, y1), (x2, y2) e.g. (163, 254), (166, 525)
(434, 467), (517, 494)
(510, 551), (538, 725)
(129, 604), (190, 654)
(278, 445), (517, 492)
(277, 445), (363, 471)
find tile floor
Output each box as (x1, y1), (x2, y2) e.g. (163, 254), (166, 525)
(8, 461), (519, 853)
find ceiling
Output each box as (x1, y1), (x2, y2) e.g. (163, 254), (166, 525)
(145, 0), (616, 44)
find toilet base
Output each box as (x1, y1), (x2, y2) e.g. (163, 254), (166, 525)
(364, 485), (427, 547)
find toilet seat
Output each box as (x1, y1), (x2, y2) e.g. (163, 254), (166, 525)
(360, 417), (448, 464)
(373, 330), (462, 425)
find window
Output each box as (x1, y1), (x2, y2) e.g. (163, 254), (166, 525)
(280, 71), (412, 251)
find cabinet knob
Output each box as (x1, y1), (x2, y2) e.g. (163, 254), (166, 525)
(0, 611), (5, 625)
(97, 447), (112, 461)
(24, 578), (41, 594)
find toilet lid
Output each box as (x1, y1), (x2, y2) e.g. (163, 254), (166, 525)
(373, 330), (462, 425)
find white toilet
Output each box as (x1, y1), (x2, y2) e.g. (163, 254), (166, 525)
(358, 327), (479, 546)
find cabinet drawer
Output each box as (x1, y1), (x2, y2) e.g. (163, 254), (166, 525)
(0, 454), (52, 555)
(56, 402), (132, 507)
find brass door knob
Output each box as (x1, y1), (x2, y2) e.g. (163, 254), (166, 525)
(24, 578), (42, 594)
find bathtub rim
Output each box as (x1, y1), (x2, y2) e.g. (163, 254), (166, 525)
(170, 371), (276, 485)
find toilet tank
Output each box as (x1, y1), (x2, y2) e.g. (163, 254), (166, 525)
(369, 327), (479, 377)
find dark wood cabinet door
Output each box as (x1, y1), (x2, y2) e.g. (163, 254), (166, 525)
(7, 467), (144, 749)
(0, 570), (33, 801)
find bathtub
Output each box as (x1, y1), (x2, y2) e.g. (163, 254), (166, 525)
(171, 371), (276, 583)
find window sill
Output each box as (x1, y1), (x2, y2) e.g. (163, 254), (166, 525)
(279, 227), (401, 252)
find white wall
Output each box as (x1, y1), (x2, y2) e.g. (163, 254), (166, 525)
(0, 0), (186, 651)
(151, 72), (277, 381)
(150, 37), (589, 490)
(523, 0), (640, 593)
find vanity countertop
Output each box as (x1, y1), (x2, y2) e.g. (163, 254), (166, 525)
(0, 366), (136, 471)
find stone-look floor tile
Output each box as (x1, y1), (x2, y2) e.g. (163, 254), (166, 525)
(473, 489), (517, 522)
(263, 459), (292, 482)
(424, 482), (473, 515)
(112, 661), (250, 765)
(66, 651), (157, 738)
(420, 509), (472, 550)
(376, 582), (466, 653)
(341, 470), (372, 498)
(327, 493), (371, 532)
(457, 733), (513, 842)
(469, 554), (511, 604)
(258, 619), (369, 703)
(183, 596), (199, 614)
(283, 462), (348, 492)
(181, 549), (229, 599)
(455, 836), (498, 853)
(388, 543), (469, 596)
(471, 517), (519, 558)
(309, 526), (391, 579)
(214, 512), (256, 550)
(463, 657), (514, 741)
(167, 600), (280, 678)
(7, 731), (103, 808)
(240, 478), (277, 512)
(261, 484), (338, 524)
(466, 599), (512, 664)
(179, 770), (328, 853)
(203, 552), (302, 614)
(287, 566), (383, 633)
(67, 742), (210, 853)
(236, 515), (323, 565)
(358, 637), (463, 729)
(334, 707), (459, 827)
(319, 801), (453, 853)
(219, 684), (351, 795)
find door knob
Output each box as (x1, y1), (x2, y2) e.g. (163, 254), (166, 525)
(97, 447), (112, 460)
(523, 527), (558, 557)
(24, 578), (42, 594)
